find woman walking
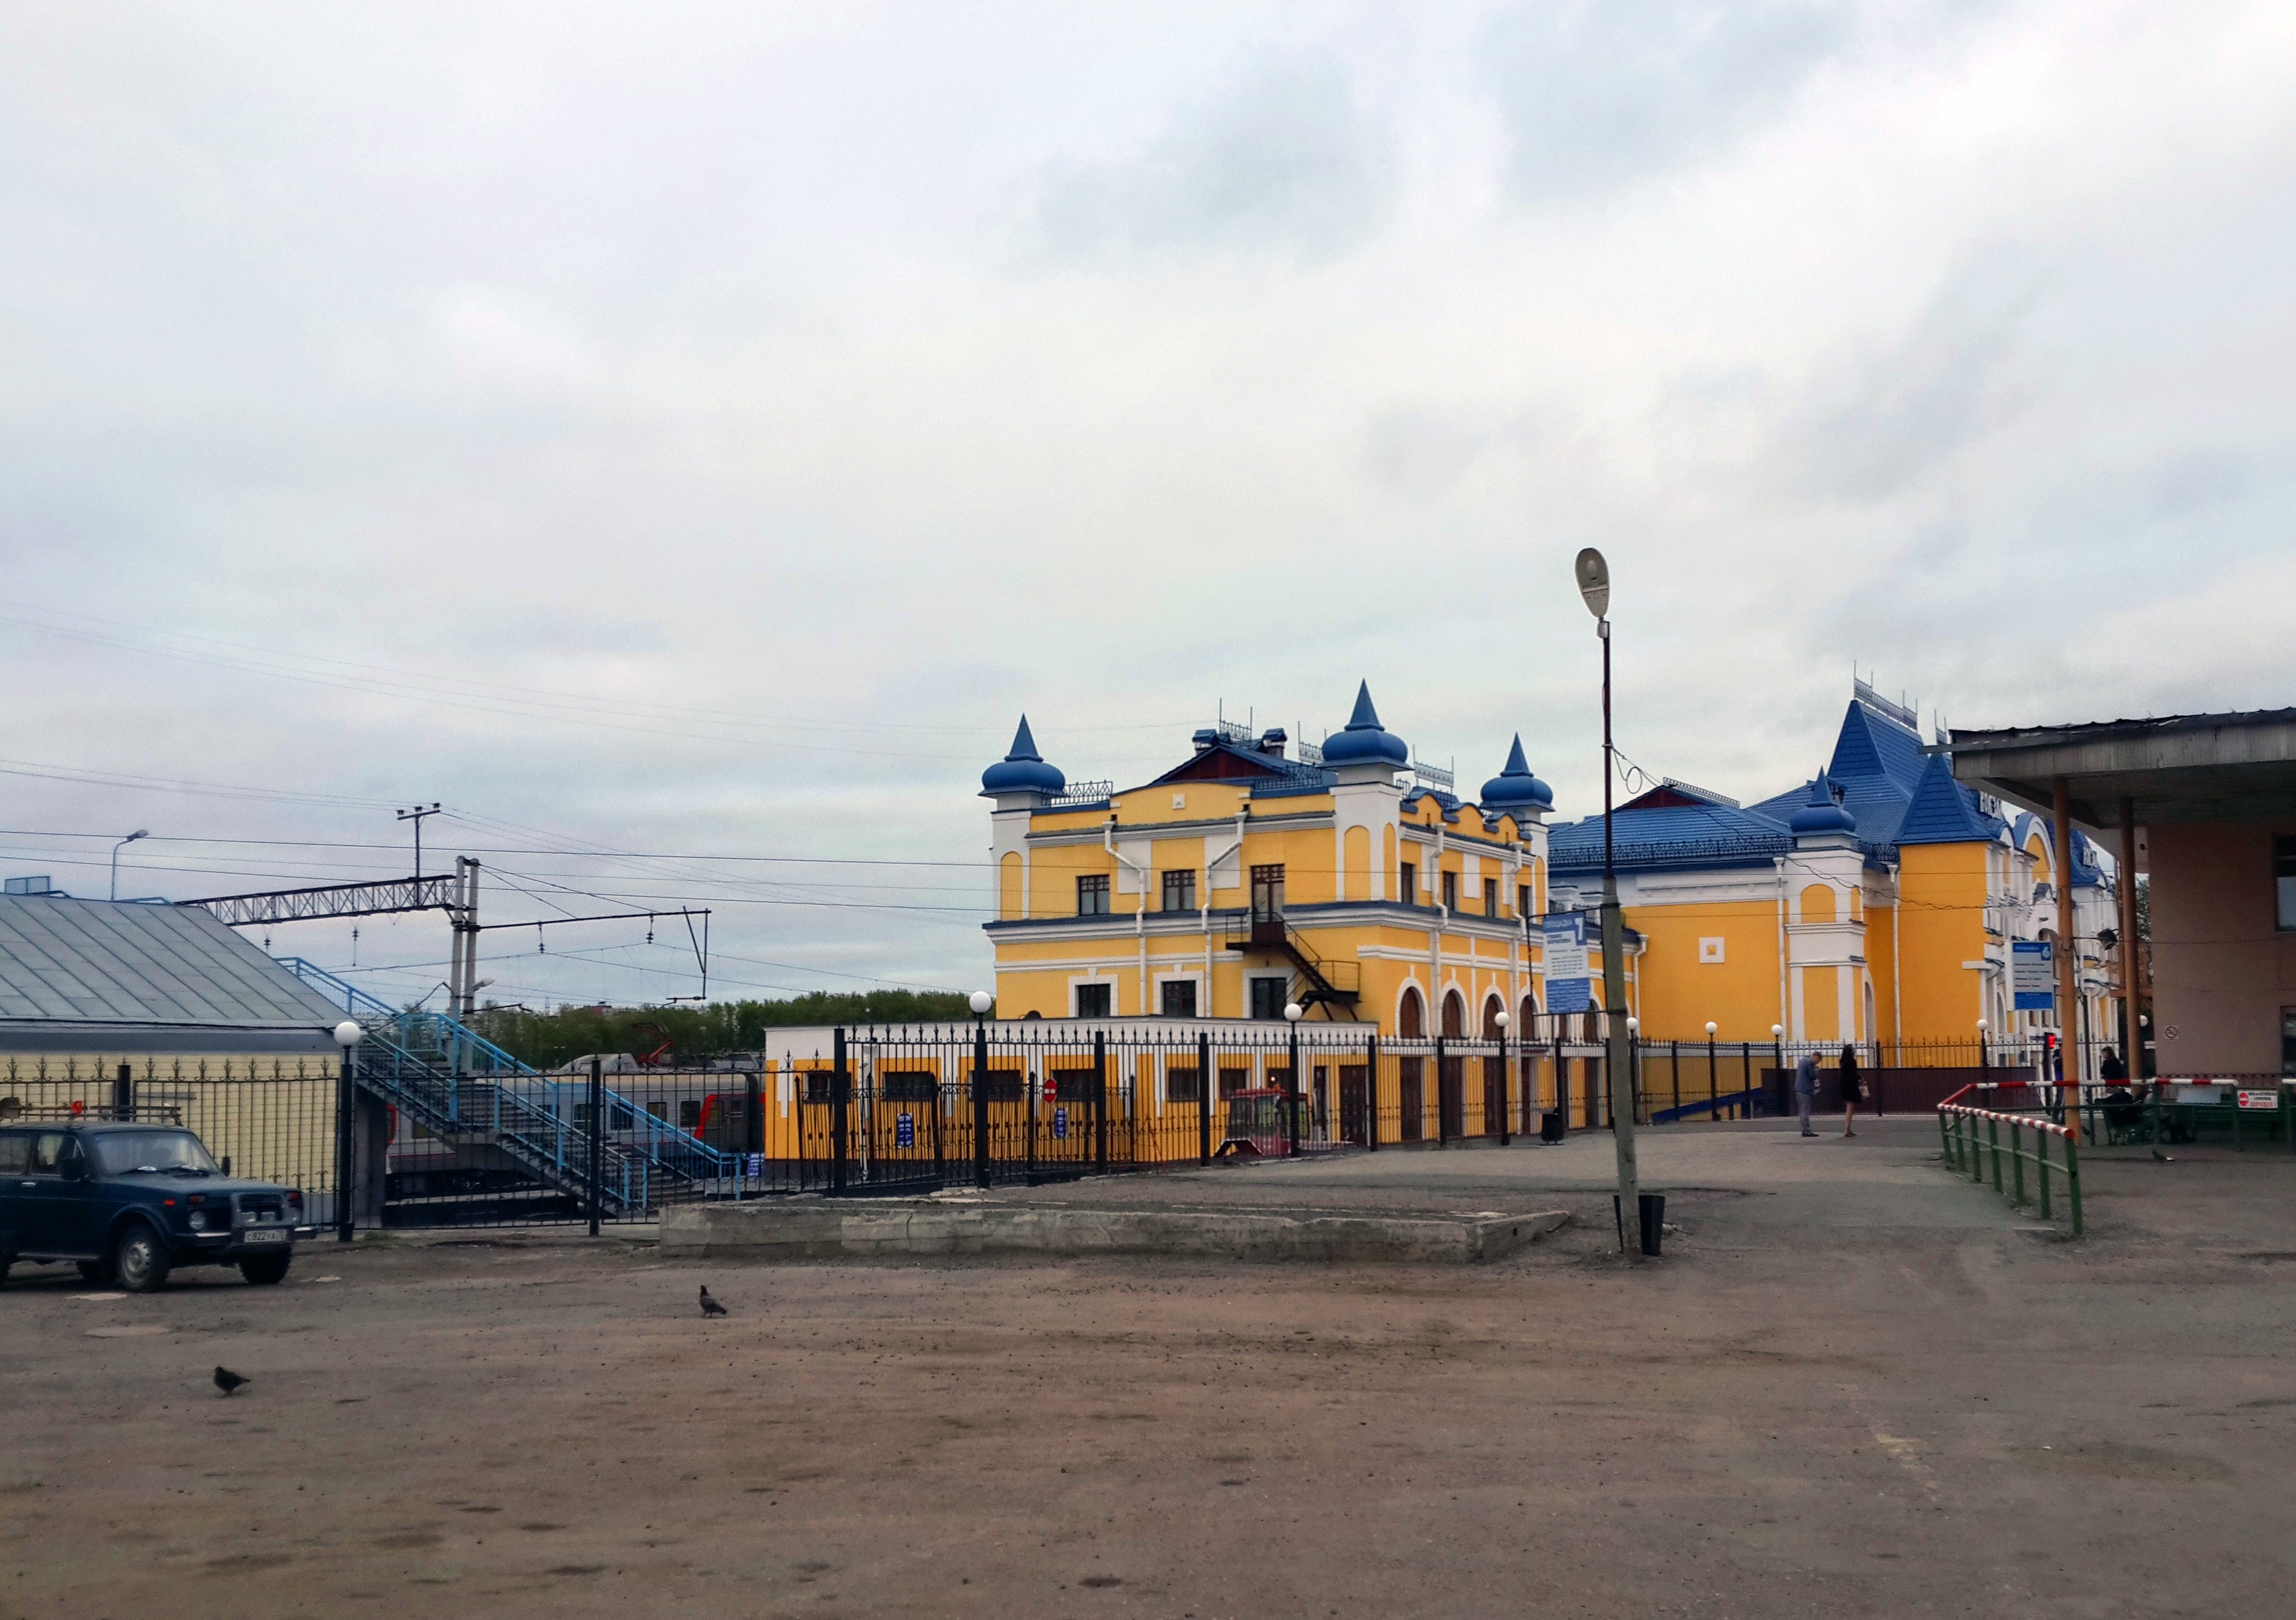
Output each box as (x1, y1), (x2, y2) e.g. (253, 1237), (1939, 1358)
(1840, 1044), (1862, 1137)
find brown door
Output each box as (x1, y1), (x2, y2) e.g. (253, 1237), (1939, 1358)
(1482, 1056), (1505, 1136)
(1339, 1064), (1368, 1145)
(1399, 1057), (1423, 1142)
(1438, 1056), (1464, 1138)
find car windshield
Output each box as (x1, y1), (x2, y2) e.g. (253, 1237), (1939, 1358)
(90, 1131), (220, 1176)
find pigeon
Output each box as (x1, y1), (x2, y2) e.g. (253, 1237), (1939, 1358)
(213, 1366), (249, 1397)
(699, 1286), (727, 1318)
(2152, 1148), (2173, 1162)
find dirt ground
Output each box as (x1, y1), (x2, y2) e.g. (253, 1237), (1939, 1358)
(4, 1116), (2294, 1619)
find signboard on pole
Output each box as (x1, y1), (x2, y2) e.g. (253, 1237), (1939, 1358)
(1544, 913), (1592, 1014)
(2012, 940), (2055, 1011)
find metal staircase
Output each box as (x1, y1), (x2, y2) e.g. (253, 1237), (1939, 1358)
(1223, 916), (1362, 1015)
(277, 958), (732, 1215)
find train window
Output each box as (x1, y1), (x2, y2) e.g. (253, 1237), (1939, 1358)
(646, 1102), (667, 1122)
(881, 1072), (937, 1102)
(678, 1100), (702, 1129)
(573, 1104), (595, 1131)
(609, 1104), (634, 1132)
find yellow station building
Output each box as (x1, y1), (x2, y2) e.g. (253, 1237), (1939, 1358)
(981, 680), (2123, 1078)
(1542, 682), (2122, 1072)
(982, 685), (1566, 1042)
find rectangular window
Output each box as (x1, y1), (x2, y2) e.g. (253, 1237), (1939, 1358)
(1161, 869), (1196, 912)
(677, 1099), (702, 1129)
(1165, 1064), (1203, 1102)
(1077, 874), (1111, 916)
(26, 1132), (70, 1177)
(1518, 884), (1532, 918)
(1249, 977), (1288, 1020)
(976, 1068), (1024, 1102)
(1485, 882), (1500, 918)
(1441, 870), (1459, 911)
(1075, 982), (1113, 1018)
(1400, 862), (1417, 905)
(2278, 836), (2296, 930)
(0, 1132), (25, 1175)
(804, 1071), (839, 1103)
(1159, 979), (1198, 1018)
(1250, 864), (1286, 920)
(1050, 1069), (1100, 1106)
(881, 1071), (937, 1102)
(1219, 1066), (1252, 1098)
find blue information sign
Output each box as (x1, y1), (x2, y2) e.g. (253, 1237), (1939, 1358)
(894, 1112), (915, 1149)
(2012, 939), (2054, 1011)
(1543, 912), (1592, 1013)
(1052, 1106), (1068, 1139)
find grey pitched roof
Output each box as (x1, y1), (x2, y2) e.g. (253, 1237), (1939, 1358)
(0, 894), (344, 1035)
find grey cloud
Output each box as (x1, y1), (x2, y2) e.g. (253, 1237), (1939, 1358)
(1486, 1), (1852, 200)
(1777, 253), (2044, 501)
(1037, 60), (1391, 261)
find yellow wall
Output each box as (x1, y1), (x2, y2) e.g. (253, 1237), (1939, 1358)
(1619, 899), (1783, 1041)
(1895, 842), (1989, 1040)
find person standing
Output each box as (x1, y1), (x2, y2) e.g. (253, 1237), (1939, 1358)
(1794, 1049), (1819, 1137)
(1839, 1044), (1862, 1137)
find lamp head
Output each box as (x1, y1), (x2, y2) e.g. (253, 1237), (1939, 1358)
(1976, 1018), (1988, 1033)
(1574, 547), (1611, 619)
(332, 1020), (364, 1049)
(1771, 1023), (1784, 1038)
(1705, 1021), (1718, 1036)
(1494, 1010), (1509, 1029)
(126, 829), (149, 844)
(969, 991), (994, 1016)
(1283, 1002), (1302, 1023)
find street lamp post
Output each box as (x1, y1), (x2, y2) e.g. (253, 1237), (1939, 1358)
(1495, 1009), (1511, 1147)
(1976, 1018), (1989, 1084)
(1771, 1024), (1785, 1118)
(969, 991), (993, 1189)
(1283, 1002), (1303, 1157)
(1576, 548), (1640, 1255)
(110, 830), (149, 901)
(332, 1020), (363, 1242)
(1706, 1021), (1719, 1121)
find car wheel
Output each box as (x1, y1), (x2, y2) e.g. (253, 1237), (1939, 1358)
(0, 1255), (11, 1288)
(239, 1254), (291, 1286)
(77, 1258), (117, 1284)
(113, 1223), (172, 1295)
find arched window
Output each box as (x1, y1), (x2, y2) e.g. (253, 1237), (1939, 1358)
(1519, 992), (1539, 1040)
(1482, 996), (1504, 1039)
(1398, 986), (1425, 1038)
(1441, 991), (1465, 1038)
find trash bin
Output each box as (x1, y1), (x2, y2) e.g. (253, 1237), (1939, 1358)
(1613, 1191), (1666, 1256)
(1539, 1111), (1564, 1144)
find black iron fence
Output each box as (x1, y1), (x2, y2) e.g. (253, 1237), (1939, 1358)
(1, 1023), (2142, 1237)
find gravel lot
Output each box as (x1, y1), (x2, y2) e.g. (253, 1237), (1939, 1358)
(4, 1117), (2292, 1619)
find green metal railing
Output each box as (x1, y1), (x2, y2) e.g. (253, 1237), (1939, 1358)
(1939, 1104), (2083, 1237)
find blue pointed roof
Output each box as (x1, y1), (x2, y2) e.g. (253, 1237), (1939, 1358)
(981, 715), (1066, 796)
(1826, 700), (1928, 791)
(1321, 680), (1409, 766)
(1478, 734), (1553, 811)
(1893, 753), (2002, 846)
(1548, 798), (1795, 873)
(1789, 773), (1859, 836)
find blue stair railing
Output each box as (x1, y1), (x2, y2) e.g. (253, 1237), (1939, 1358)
(277, 957), (735, 1209)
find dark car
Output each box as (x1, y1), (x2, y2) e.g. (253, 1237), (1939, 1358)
(0, 1121), (316, 1293)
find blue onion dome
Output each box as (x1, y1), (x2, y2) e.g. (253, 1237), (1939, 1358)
(1319, 681), (1410, 766)
(1479, 734), (1553, 812)
(1789, 772), (1858, 836)
(981, 715), (1065, 794)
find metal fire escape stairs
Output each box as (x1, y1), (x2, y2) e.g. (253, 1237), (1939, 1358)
(1225, 914), (1362, 1016)
(276, 958), (735, 1213)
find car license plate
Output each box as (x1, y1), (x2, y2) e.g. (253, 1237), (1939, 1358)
(241, 1228), (288, 1245)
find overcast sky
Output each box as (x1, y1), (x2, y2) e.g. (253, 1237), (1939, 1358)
(2, 1), (2289, 1013)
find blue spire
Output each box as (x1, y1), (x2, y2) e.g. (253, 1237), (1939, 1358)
(981, 714), (1066, 796)
(1322, 681), (1409, 767)
(1789, 771), (1858, 837)
(1479, 733), (1554, 811)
